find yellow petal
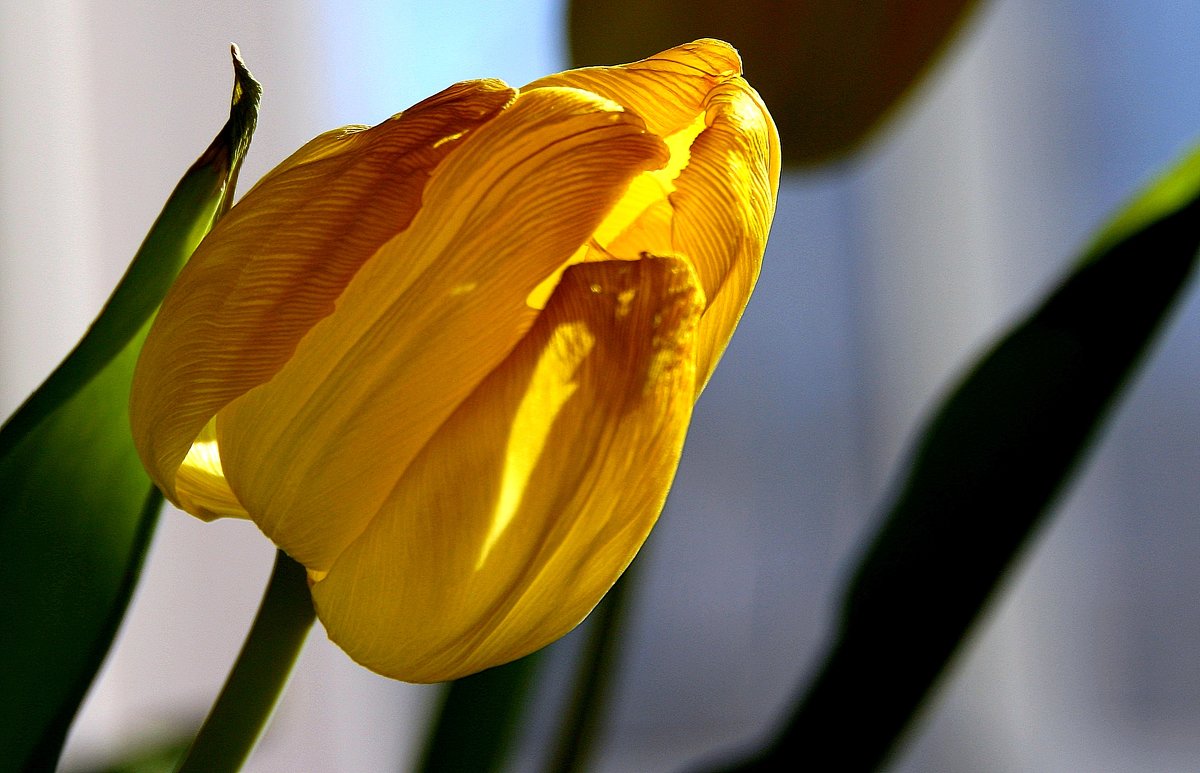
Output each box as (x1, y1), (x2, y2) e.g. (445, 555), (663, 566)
(672, 77), (780, 390)
(214, 86), (670, 571)
(173, 417), (244, 520)
(129, 79), (516, 507)
(310, 256), (704, 682)
(524, 39), (742, 139)
(530, 39), (780, 389)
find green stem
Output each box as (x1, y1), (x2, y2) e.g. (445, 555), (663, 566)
(545, 560), (639, 773)
(416, 651), (544, 773)
(175, 550), (315, 773)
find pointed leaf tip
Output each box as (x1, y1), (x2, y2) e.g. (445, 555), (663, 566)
(228, 43), (261, 112)
(0, 51), (262, 770)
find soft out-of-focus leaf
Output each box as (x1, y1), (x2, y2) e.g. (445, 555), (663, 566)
(546, 564), (639, 773)
(416, 652), (545, 773)
(710, 142), (1200, 772)
(74, 731), (193, 773)
(0, 48), (260, 771)
(569, 0), (981, 165)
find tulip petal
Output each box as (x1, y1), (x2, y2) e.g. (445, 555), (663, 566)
(671, 77), (779, 390)
(130, 79), (517, 509)
(525, 39), (741, 140)
(216, 87), (670, 571)
(310, 256), (703, 682)
(173, 418), (245, 519)
(581, 78), (778, 391)
(530, 40), (779, 389)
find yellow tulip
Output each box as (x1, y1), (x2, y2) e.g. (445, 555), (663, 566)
(130, 39), (779, 683)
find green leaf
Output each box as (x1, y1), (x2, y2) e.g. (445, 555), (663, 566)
(568, 0), (981, 166)
(0, 47), (260, 772)
(72, 732), (192, 773)
(711, 142), (1200, 772)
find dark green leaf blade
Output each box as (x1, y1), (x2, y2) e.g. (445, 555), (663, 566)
(416, 652), (545, 773)
(713, 142), (1200, 772)
(0, 48), (260, 772)
(544, 564), (638, 773)
(568, 0), (981, 166)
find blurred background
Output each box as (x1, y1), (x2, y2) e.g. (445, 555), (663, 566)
(2, 1), (1199, 771)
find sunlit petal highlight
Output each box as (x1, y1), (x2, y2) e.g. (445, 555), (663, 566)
(215, 87), (669, 571)
(311, 257), (703, 682)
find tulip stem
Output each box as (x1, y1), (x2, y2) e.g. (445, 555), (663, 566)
(175, 550), (315, 773)
(416, 651), (545, 773)
(544, 559), (639, 773)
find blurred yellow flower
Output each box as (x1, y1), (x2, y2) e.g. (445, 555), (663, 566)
(130, 39), (779, 682)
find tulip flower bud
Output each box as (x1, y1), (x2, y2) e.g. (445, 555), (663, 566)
(130, 39), (779, 682)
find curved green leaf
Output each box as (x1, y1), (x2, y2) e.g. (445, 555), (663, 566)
(568, 0), (981, 166)
(711, 142), (1200, 771)
(0, 47), (260, 772)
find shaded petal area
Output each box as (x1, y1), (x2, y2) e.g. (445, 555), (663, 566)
(217, 87), (670, 571)
(311, 257), (703, 682)
(130, 79), (517, 510)
(532, 40), (780, 389)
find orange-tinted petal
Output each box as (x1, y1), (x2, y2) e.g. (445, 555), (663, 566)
(532, 40), (780, 389)
(310, 256), (703, 682)
(129, 79), (516, 508)
(215, 87), (670, 571)
(672, 77), (779, 390)
(525, 39), (742, 139)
